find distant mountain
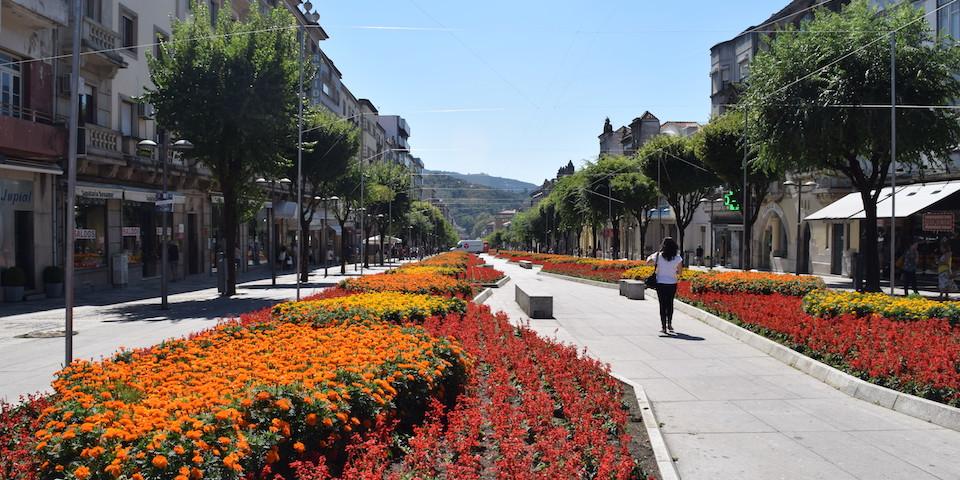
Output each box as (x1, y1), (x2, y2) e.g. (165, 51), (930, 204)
(421, 171), (530, 238)
(425, 170), (537, 194)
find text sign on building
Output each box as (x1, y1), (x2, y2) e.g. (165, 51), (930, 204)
(122, 227), (141, 237)
(0, 180), (33, 209)
(75, 229), (97, 240)
(923, 212), (955, 232)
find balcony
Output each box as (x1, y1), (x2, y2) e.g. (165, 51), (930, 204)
(0, 104), (66, 160)
(79, 124), (123, 163)
(5, 0), (69, 27)
(61, 18), (126, 74)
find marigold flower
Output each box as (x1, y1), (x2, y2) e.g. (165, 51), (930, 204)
(152, 455), (168, 469)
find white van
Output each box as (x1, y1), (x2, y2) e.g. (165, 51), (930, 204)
(453, 239), (486, 253)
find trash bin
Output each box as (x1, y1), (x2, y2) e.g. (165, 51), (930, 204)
(112, 254), (129, 286)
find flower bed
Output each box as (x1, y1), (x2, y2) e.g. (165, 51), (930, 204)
(35, 320), (468, 479)
(272, 292), (466, 324)
(621, 266), (702, 282)
(391, 265), (463, 277)
(340, 272), (473, 298)
(464, 265), (505, 284)
(690, 271), (825, 296)
(802, 290), (960, 326)
(678, 284), (960, 407)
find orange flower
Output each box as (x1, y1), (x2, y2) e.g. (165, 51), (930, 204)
(152, 455), (169, 469)
(305, 413), (318, 426)
(293, 441), (305, 453)
(74, 466), (91, 480)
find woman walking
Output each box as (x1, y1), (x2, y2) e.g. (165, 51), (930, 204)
(938, 240), (953, 300)
(647, 237), (684, 334)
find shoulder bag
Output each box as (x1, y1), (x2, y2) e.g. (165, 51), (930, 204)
(645, 253), (659, 289)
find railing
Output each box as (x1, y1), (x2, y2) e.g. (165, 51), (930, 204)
(83, 124), (122, 158)
(82, 17), (120, 55)
(0, 102), (58, 125)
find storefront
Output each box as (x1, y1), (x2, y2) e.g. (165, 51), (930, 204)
(0, 166), (58, 292)
(73, 184), (123, 289)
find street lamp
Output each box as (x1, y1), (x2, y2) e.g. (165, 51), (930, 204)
(314, 195), (339, 277)
(783, 180), (818, 275)
(138, 137), (193, 310)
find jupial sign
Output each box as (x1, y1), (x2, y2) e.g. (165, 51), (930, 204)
(922, 212), (955, 232)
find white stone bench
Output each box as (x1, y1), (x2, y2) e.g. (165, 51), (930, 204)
(619, 279), (646, 300)
(515, 284), (553, 318)
(518, 260), (534, 269)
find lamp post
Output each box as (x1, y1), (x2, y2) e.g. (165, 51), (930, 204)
(783, 180), (818, 276)
(139, 137), (193, 309)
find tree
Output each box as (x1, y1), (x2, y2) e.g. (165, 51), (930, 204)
(365, 162), (411, 265)
(695, 111), (783, 269)
(581, 156), (632, 258)
(148, 1), (300, 296)
(548, 172), (588, 255)
(285, 109), (360, 282)
(610, 168), (658, 258)
(745, 0), (960, 291)
(639, 135), (720, 252)
(330, 161), (363, 274)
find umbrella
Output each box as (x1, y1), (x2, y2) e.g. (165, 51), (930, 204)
(365, 235), (403, 245)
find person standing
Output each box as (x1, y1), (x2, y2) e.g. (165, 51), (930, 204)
(647, 237), (684, 334)
(167, 242), (180, 282)
(695, 245), (704, 266)
(901, 241), (920, 296)
(937, 240), (953, 300)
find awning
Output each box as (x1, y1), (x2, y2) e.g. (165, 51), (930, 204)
(805, 181), (960, 221)
(366, 235), (403, 245)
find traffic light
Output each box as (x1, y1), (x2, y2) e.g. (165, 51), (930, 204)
(723, 190), (742, 212)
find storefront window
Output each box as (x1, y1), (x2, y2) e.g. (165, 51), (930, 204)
(123, 201), (160, 277)
(75, 198), (107, 270)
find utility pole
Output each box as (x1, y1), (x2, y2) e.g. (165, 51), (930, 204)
(64, 0), (82, 365)
(742, 109), (749, 271)
(296, 24), (304, 301)
(889, 32), (897, 295)
(160, 133), (169, 310)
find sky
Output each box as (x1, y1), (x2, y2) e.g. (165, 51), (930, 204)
(317, 0), (782, 185)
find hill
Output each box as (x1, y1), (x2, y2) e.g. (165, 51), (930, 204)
(425, 170), (537, 194)
(421, 172), (530, 238)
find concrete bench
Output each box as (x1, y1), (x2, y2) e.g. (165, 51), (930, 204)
(619, 279), (646, 300)
(518, 260), (534, 269)
(515, 284), (553, 318)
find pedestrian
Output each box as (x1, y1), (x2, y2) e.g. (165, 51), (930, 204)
(326, 248), (334, 267)
(901, 241), (920, 296)
(278, 246), (287, 270)
(937, 240), (953, 300)
(647, 237), (683, 334)
(696, 245), (704, 266)
(167, 241), (180, 282)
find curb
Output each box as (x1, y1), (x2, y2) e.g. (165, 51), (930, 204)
(612, 374), (682, 480)
(538, 271), (619, 290)
(650, 290), (960, 432)
(480, 275), (511, 289)
(472, 288), (494, 304)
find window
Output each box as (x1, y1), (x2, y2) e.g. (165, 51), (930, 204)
(0, 51), (22, 118)
(120, 8), (138, 55)
(738, 59), (750, 81)
(80, 84), (97, 125)
(85, 0), (102, 22)
(720, 68), (731, 88)
(209, 0), (220, 27)
(938, 0), (960, 39)
(154, 29), (169, 60)
(120, 99), (136, 136)
(75, 198), (108, 270)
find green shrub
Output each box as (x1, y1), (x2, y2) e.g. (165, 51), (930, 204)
(1, 267), (26, 287)
(42, 266), (64, 284)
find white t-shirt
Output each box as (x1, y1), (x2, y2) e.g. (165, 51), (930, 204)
(647, 252), (683, 285)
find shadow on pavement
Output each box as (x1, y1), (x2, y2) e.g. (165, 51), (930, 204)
(242, 282), (339, 290)
(101, 296), (280, 323)
(658, 332), (705, 341)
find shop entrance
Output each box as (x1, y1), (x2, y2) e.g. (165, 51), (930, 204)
(188, 214), (200, 275)
(14, 211), (35, 289)
(831, 224), (845, 275)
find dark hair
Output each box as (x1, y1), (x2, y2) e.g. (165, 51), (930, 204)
(660, 237), (679, 261)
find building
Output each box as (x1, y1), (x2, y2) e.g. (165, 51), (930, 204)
(598, 112), (661, 157)
(357, 98), (385, 164)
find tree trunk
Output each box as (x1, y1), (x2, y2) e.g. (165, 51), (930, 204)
(612, 218), (621, 259)
(299, 217), (310, 283)
(222, 182), (238, 297)
(378, 227), (385, 266)
(590, 225), (598, 257)
(860, 191), (882, 292)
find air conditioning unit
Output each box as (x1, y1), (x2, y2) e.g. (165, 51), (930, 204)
(137, 102), (155, 119)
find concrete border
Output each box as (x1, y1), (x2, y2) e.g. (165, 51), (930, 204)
(613, 374), (682, 480)
(537, 270), (960, 432)
(472, 287), (494, 304)
(480, 275), (511, 289)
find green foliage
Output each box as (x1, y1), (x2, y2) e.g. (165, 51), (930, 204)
(421, 174), (528, 235)
(1, 267), (25, 287)
(146, 1), (301, 295)
(745, 0), (960, 290)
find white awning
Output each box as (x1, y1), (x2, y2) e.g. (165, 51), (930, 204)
(805, 181), (960, 221)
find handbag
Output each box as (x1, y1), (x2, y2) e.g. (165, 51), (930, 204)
(645, 253), (659, 289)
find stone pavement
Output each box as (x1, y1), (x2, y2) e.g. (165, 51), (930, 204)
(483, 255), (960, 480)
(0, 261), (399, 402)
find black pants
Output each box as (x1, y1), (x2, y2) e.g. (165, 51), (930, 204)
(903, 270), (919, 295)
(656, 283), (677, 328)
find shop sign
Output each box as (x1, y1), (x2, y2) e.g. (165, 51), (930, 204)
(75, 228), (97, 240)
(923, 212), (955, 232)
(0, 180), (33, 209)
(77, 185), (122, 200)
(156, 227), (173, 236)
(122, 227), (141, 237)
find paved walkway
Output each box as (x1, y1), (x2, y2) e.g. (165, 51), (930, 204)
(483, 255), (960, 480)
(0, 262), (401, 402)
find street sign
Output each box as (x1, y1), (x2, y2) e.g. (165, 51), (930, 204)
(923, 212), (955, 232)
(155, 199), (175, 206)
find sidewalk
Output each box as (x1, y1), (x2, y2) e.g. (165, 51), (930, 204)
(483, 255), (960, 480)
(0, 261), (401, 402)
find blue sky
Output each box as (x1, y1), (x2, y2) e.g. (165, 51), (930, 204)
(317, 0), (780, 184)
